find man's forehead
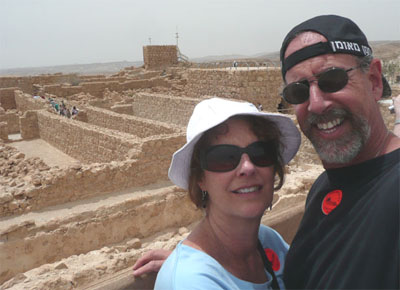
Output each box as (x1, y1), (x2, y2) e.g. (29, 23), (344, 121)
(285, 53), (356, 81)
(284, 32), (327, 59)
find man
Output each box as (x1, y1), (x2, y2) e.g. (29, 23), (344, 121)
(133, 15), (400, 289)
(280, 14), (399, 289)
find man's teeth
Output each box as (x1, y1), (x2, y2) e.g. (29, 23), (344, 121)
(235, 186), (259, 193)
(317, 118), (343, 130)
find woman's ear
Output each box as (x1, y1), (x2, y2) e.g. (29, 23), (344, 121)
(368, 59), (383, 101)
(197, 179), (205, 192)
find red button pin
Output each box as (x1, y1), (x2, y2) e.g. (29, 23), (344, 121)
(264, 248), (280, 271)
(322, 189), (343, 215)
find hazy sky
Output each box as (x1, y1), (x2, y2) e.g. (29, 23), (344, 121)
(1, 0), (399, 69)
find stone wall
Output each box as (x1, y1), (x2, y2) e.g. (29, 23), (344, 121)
(0, 133), (186, 217)
(5, 113), (20, 134)
(0, 87), (18, 110)
(84, 105), (178, 138)
(14, 91), (174, 157)
(15, 90), (47, 112)
(43, 84), (84, 97)
(0, 187), (202, 285)
(133, 93), (201, 126)
(41, 77), (170, 98)
(9, 91), (185, 163)
(20, 111), (40, 140)
(36, 110), (141, 163)
(185, 68), (283, 112)
(143, 45), (178, 69)
(0, 122), (8, 141)
(128, 71), (161, 80)
(111, 104), (133, 115)
(0, 74), (170, 100)
(0, 112), (19, 135)
(0, 74), (80, 94)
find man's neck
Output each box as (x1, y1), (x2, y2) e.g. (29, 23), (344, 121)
(323, 131), (400, 169)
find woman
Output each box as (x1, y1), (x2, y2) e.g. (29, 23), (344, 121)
(138, 97), (300, 289)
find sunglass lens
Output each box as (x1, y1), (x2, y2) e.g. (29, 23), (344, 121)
(248, 142), (274, 167)
(283, 81), (310, 104)
(205, 146), (239, 172)
(318, 68), (349, 93)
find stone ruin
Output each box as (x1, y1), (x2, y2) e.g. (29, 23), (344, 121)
(0, 47), (398, 289)
(143, 45), (179, 69)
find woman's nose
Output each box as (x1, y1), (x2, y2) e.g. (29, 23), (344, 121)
(237, 154), (256, 176)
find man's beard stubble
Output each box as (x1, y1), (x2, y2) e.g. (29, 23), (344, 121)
(305, 108), (371, 164)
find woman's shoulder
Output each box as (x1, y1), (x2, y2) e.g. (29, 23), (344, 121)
(155, 242), (232, 289)
(259, 224), (283, 238)
(258, 224), (289, 279)
(258, 224), (289, 252)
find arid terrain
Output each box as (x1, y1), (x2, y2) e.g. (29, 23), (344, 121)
(0, 43), (399, 290)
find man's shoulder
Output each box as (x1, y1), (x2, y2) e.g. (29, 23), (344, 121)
(306, 171), (328, 204)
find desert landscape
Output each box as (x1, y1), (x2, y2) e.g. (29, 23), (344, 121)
(0, 44), (399, 290)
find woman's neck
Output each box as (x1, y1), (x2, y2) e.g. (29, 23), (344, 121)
(203, 213), (261, 256)
(184, 213), (267, 283)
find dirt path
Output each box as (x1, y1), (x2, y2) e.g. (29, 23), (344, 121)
(8, 138), (78, 168)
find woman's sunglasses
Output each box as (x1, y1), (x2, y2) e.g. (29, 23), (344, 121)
(199, 141), (276, 172)
(282, 66), (361, 105)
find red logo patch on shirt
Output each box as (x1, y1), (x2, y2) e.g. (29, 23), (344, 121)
(264, 249), (280, 271)
(321, 190), (343, 215)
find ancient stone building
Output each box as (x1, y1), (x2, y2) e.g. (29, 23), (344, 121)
(143, 45), (178, 69)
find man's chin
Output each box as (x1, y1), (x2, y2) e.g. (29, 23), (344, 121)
(311, 136), (362, 165)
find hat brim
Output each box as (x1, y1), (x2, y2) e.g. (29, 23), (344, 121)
(168, 111), (301, 190)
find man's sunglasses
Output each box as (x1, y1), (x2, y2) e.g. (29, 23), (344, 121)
(282, 66), (361, 105)
(199, 141), (276, 172)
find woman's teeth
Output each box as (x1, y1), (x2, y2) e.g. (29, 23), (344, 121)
(234, 186), (259, 194)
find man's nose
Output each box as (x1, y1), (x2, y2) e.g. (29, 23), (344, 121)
(307, 83), (331, 114)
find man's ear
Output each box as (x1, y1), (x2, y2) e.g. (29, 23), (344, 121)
(368, 59), (383, 101)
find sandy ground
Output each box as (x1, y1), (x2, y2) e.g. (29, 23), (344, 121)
(8, 138), (78, 168)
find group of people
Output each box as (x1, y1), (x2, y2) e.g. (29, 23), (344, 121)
(132, 15), (399, 289)
(48, 98), (78, 118)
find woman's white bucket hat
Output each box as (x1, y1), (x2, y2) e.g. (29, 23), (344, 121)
(168, 97), (301, 190)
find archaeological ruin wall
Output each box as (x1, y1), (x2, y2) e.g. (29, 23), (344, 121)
(37, 110), (142, 163)
(132, 93), (201, 126)
(0, 132), (185, 218)
(15, 90), (47, 112)
(0, 72), (171, 104)
(0, 74), (81, 95)
(0, 91), (191, 218)
(0, 112), (19, 137)
(4, 113), (19, 134)
(143, 45), (178, 69)
(20, 111), (39, 140)
(41, 77), (170, 98)
(83, 105), (179, 138)
(0, 87), (18, 110)
(185, 67), (283, 111)
(0, 186), (201, 285)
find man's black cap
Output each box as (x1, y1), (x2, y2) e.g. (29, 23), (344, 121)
(280, 15), (391, 97)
